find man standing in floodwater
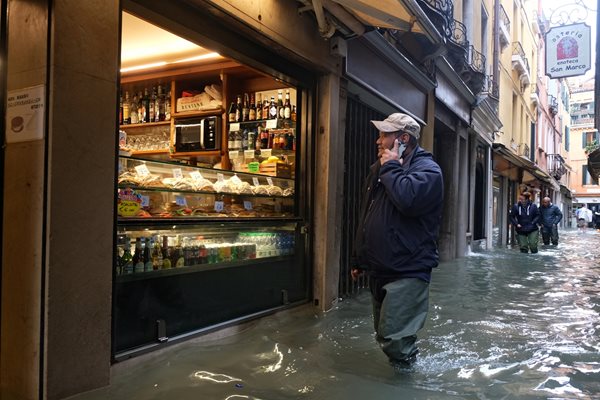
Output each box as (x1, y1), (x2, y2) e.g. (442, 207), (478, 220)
(510, 192), (540, 253)
(351, 113), (443, 371)
(539, 197), (563, 246)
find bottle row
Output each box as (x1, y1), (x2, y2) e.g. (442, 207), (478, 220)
(228, 89), (296, 124)
(227, 127), (295, 151)
(115, 232), (295, 275)
(120, 84), (171, 125)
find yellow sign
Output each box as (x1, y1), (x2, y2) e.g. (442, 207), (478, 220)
(118, 188), (142, 217)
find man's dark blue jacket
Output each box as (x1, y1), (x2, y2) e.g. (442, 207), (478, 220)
(353, 147), (444, 281)
(539, 203), (562, 228)
(509, 200), (539, 233)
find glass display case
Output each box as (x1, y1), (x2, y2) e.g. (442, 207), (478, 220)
(117, 156), (295, 220)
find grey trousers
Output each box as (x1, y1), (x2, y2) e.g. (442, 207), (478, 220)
(541, 225), (559, 245)
(370, 277), (430, 363)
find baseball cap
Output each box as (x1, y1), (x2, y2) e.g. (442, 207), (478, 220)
(371, 113), (421, 140)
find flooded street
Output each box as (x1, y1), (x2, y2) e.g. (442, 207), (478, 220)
(72, 229), (600, 400)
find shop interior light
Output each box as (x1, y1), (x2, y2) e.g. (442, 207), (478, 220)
(173, 52), (221, 63)
(120, 61), (168, 73)
(120, 52), (221, 73)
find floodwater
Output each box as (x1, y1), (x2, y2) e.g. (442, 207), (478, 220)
(72, 229), (600, 400)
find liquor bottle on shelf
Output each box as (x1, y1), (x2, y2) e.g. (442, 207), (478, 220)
(241, 129), (249, 150)
(260, 127), (269, 149)
(143, 88), (154, 122)
(132, 237), (145, 273)
(138, 91), (145, 123)
(157, 85), (166, 121)
(228, 130), (237, 150)
(284, 90), (291, 120)
(262, 95), (269, 120)
(151, 235), (163, 270)
(143, 237), (153, 272)
(249, 94), (256, 121)
(242, 93), (249, 122)
(149, 87), (156, 122)
(233, 130), (242, 151)
(175, 237), (185, 268)
(235, 95), (242, 122)
(247, 128), (256, 150)
(291, 105), (297, 122)
(165, 89), (171, 121)
(130, 93), (139, 124)
(123, 91), (131, 125)
(268, 96), (277, 119)
(228, 101), (237, 123)
(162, 236), (172, 269)
(277, 90), (284, 120)
(121, 238), (133, 275)
(255, 126), (263, 150)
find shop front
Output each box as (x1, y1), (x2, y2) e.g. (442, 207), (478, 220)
(2, 1), (343, 398)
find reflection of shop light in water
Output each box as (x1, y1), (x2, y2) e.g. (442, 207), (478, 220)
(225, 396), (252, 400)
(192, 370), (240, 383)
(262, 343), (284, 373)
(121, 53), (221, 73)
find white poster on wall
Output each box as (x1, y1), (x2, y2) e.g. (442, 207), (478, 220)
(545, 23), (591, 79)
(6, 84), (45, 143)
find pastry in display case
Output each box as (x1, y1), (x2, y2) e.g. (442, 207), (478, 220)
(117, 156), (295, 219)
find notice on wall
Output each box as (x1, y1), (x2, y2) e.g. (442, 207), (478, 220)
(6, 84), (46, 143)
(545, 23), (591, 79)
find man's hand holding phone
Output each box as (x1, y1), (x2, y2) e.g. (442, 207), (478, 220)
(380, 138), (400, 165)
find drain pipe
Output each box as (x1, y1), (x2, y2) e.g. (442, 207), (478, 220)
(312, 0), (336, 38)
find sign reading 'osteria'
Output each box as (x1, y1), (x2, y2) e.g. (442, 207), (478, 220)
(545, 23), (591, 79)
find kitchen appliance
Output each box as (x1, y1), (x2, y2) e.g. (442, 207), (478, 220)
(174, 116), (220, 152)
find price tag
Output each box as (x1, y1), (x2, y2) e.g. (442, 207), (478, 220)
(229, 150), (241, 160)
(140, 195), (150, 207)
(261, 149), (272, 158)
(252, 177), (260, 186)
(217, 173), (225, 183)
(266, 119), (277, 129)
(230, 123), (240, 131)
(244, 201), (253, 210)
(267, 177), (274, 186)
(134, 164), (150, 177)
(244, 150), (255, 159)
(176, 196), (187, 206)
(214, 201), (224, 212)
(190, 171), (203, 181)
(172, 168), (183, 179)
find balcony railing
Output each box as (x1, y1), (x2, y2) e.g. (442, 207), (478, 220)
(447, 18), (468, 47)
(511, 42), (531, 86)
(499, 5), (511, 50)
(547, 154), (566, 180)
(467, 45), (486, 74)
(419, 0), (454, 20)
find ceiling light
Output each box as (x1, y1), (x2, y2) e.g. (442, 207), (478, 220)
(121, 61), (167, 73)
(173, 52), (221, 63)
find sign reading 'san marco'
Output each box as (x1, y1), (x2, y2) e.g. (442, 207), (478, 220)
(545, 23), (591, 78)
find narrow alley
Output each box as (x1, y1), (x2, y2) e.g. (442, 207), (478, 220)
(70, 229), (600, 400)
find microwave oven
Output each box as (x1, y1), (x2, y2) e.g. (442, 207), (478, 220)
(174, 116), (220, 152)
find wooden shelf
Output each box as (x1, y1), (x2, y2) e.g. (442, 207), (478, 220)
(172, 109), (224, 119)
(130, 149), (170, 156)
(120, 121), (171, 129)
(169, 150), (221, 158)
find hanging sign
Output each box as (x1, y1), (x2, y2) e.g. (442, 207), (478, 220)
(6, 84), (46, 143)
(545, 23), (591, 78)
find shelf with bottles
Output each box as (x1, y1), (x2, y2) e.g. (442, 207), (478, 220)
(115, 224), (297, 281)
(226, 88), (297, 128)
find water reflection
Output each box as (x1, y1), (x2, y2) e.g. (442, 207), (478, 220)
(71, 230), (600, 400)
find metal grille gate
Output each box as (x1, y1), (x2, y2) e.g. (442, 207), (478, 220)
(339, 95), (385, 297)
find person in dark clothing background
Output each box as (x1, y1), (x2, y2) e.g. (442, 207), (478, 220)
(539, 197), (562, 245)
(351, 112), (443, 370)
(509, 192), (540, 253)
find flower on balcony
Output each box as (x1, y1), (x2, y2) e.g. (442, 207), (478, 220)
(585, 140), (599, 154)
